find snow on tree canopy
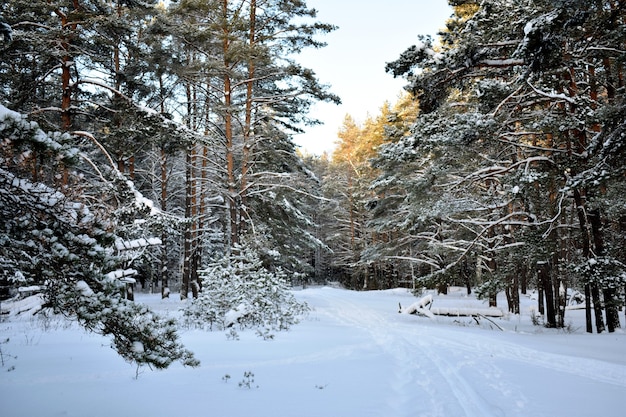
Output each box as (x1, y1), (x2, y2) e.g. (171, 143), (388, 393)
(114, 237), (162, 251)
(0, 103), (21, 120)
(0, 104), (76, 158)
(523, 10), (560, 37)
(0, 21), (11, 42)
(104, 269), (138, 281)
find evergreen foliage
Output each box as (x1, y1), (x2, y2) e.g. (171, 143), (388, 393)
(0, 104), (198, 368)
(311, 0), (625, 330)
(1, 0), (337, 296)
(370, 0), (626, 328)
(182, 244), (309, 339)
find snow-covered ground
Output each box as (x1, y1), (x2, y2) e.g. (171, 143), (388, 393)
(1, 286), (625, 417)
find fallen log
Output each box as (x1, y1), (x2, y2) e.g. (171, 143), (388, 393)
(399, 294), (504, 318)
(399, 294), (433, 314)
(429, 307), (504, 317)
(401, 304), (503, 318)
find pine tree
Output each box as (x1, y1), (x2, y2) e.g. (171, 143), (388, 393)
(0, 104), (198, 368)
(182, 243), (309, 339)
(0, 0), (203, 362)
(376, 0), (626, 327)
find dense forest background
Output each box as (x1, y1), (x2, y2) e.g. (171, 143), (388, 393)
(1, 0), (625, 366)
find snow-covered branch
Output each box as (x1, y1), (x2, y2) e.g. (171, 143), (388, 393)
(526, 80), (577, 104)
(587, 46), (626, 55)
(386, 256), (441, 269)
(478, 58), (525, 68)
(71, 131), (117, 171)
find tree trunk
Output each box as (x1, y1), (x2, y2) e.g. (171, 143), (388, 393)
(58, 10), (74, 132)
(487, 257), (497, 308)
(585, 283), (592, 333)
(554, 278), (565, 328)
(589, 208), (620, 332)
(591, 283), (605, 333)
(191, 251), (200, 299)
(160, 148), (169, 299)
(192, 143), (209, 295)
(573, 189), (606, 333)
(602, 57), (616, 101)
(488, 292), (496, 308)
(240, 0), (256, 227)
(538, 262), (556, 327)
(128, 155), (135, 180)
(603, 288), (621, 332)
(126, 282), (134, 301)
(509, 270), (520, 315)
(181, 147), (193, 300)
(223, 0), (238, 248)
(520, 263), (527, 295)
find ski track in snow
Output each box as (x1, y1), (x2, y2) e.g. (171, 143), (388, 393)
(416, 326), (626, 388)
(307, 288), (626, 417)
(317, 290), (504, 417)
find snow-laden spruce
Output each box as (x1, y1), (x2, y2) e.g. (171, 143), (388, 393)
(182, 245), (309, 339)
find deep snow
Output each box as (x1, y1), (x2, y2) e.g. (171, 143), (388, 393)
(1, 287), (625, 417)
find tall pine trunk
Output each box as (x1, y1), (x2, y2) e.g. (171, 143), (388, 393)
(181, 147), (194, 300)
(160, 147), (169, 298)
(181, 68), (199, 300)
(56, 5), (76, 132)
(240, 0), (256, 230)
(566, 64), (608, 333)
(222, 0), (238, 248)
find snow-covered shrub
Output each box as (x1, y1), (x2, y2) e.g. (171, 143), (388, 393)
(182, 245), (309, 339)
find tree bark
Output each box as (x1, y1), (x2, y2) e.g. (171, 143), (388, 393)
(222, 0), (238, 248)
(53, 2), (81, 132)
(520, 262), (527, 295)
(538, 262), (556, 327)
(240, 0), (256, 227)
(589, 209), (620, 331)
(160, 148), (169, 298)
(573, 189), (606, 333)
(584, 283), (592, 333)
(507, 269), (520, 315)
(591, 283), (605, 333)
(181, 147), (193, 300)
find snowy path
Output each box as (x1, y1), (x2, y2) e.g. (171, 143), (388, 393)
(300, 287), (626, 417)
(315, 289), (509, 417)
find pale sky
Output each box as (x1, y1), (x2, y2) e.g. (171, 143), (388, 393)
(293, 0), (453, 155)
